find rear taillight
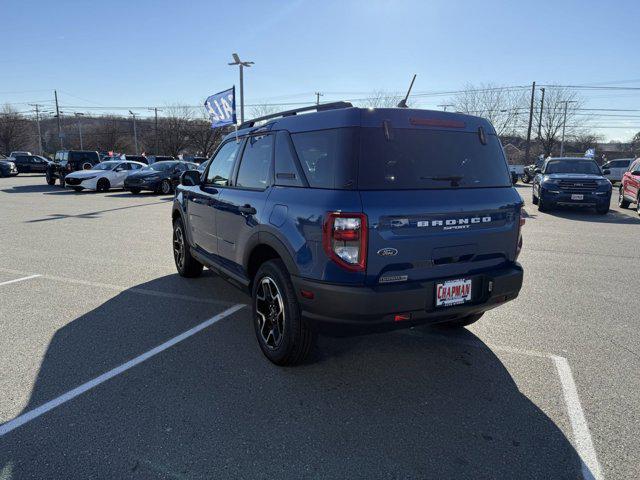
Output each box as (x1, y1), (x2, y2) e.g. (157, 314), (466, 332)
(515, 210), (524, 260)
(323, 212), (367, 271)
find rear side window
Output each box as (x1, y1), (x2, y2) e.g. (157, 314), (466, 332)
(290, 128), (358, 189)
(274, 131), (304, 187)
(236, 135), (273, 189)
(206, 140), (241, 186)
(358, 128), (511, 190)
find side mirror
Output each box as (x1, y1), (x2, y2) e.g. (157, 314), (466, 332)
(602, 169), (611, 175)
(534, 168), (542, 174)
(181, 169), (201, 186)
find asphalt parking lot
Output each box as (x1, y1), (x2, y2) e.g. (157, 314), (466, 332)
(1, 174), (639, 479)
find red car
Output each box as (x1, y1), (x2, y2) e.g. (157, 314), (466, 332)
(618, 157), (640, 214)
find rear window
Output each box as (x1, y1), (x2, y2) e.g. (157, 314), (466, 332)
(69, 151), (98, 162)
(358, 128), (511, 190)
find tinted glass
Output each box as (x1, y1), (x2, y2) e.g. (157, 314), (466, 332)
(545, 160), (601, 175)
(236, 135), (272, 189)
(15, 156), (29, 163)
(146, 161), (177, 171)
(130, 163), (142, 170)
(206, 141), (241, 186)
(359, 128), (511, 189)
(93, 162), (118, 170)
(69, 151), (98, 162)
(274, 131), (304, 187)
(290, 128), (358, 189)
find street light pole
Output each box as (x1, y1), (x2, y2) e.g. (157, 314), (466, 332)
(437, 104), (454, 111)
(537, 87), (545, 140)
(129, 110), (139, 155)
(148, 107), (162, 154)
(559, 100), (576, 157)
(30, 104), (44, 155)
(74, 113), (84, 150)
(228, 53), (254, 124)
(315, 92), (323, 105)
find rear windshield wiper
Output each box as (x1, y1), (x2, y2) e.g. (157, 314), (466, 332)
(420, 175), (464, 186)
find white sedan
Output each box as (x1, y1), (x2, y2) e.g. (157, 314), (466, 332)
(64, 160), (146, 192)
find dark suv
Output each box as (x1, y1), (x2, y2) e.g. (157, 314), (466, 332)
(46, 150), (100, 186)
(172, 103), (525, 365)
(531, 157), (612, 214)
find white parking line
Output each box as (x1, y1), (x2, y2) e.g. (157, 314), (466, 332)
(0, 304), (245, 438)
(552, 355), (603, 480)
(424, 333), (603, 480)
(0, 274), (41, 287)
(0, 268), (238, 306)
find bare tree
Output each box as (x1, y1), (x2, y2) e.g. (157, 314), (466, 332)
(87, 115), (133, 152)
(571, 132), (603, 154)
(154, 105), (193, 157)
(360, 90), (403, 108)
(450, 83), (527, 137)
(533, 86), (583, 156)
(250, 103), (279, 119)
(0, 105), (33, 155)
(628, 131), (640, 156)
(187, 113), (228, 158)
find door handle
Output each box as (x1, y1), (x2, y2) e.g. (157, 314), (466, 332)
(239, 204), (257, 215)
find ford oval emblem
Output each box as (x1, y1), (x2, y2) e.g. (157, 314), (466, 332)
(377, 247), (398, 257)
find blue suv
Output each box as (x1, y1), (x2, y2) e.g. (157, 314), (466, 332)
(532, 157), (612, 214)
(172, 103), (524, 365)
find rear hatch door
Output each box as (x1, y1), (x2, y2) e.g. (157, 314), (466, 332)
(357, 109), (522, 286)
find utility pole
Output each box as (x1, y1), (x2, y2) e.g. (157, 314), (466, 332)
(559, 100), (576, 157)
(54, 90), (63, 149)
(228, 53), (254, 124)
(148, 107), (162, 154)
(30, 104), (44, 155)
(129, 110), (139, 155)
(437, 104), (454, 111)
(315, 92), (323, 105)
(523, 81), (536, 165)
(74, 113), (84, 149)
(537, 87), (545, 140)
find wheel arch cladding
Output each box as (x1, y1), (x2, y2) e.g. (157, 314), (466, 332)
(245, 232), (300, 282)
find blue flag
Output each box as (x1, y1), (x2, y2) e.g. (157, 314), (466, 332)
(204, 87), (236, 128)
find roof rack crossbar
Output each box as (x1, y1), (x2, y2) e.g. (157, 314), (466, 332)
(239, 101), (353, 129)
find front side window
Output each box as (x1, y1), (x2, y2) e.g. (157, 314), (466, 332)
(236, 135), (273, 189)
(206, 141), (241, 186)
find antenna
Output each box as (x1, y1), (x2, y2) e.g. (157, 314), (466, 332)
(397, 74), (417, 108)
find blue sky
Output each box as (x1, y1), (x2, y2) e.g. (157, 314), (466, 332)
(3, 0), (640, 139)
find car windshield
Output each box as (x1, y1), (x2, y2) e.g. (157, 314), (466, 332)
(545, 160), (601, 175)
(93, 162), (118, 171)
(143, 162), (175, 171)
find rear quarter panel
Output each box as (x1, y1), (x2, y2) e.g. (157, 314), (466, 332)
(263, 186), (364, 284)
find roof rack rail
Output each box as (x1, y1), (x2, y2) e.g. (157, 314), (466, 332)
(239, 101), (353, 129)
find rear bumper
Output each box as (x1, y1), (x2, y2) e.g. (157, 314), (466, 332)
(292, 263), (523, 327)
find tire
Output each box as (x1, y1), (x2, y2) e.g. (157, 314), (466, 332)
(160, 179), (172, 195)
(59, 175), (66, 187)
(129, 188), (141, 194)
(637, 195), (640, 216)
(538, 195), (547, 211)
(436, 312), (484, 329)
(96, 178), (110, 192)
(596, 205), (609, 215)
(618, 188), (630, 209)
(252, 259), (316, 366)
(172, 217), (203, 278)
(82, 162), (92, 170)
(46, 171), (56, 185)
(532, 192), (539, 205)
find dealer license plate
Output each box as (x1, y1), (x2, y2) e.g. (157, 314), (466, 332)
(435, 278), (472, 307)
(571, 194), (584, 200)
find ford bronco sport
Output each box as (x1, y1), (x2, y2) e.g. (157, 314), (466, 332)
(172, 103), (524, 365)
